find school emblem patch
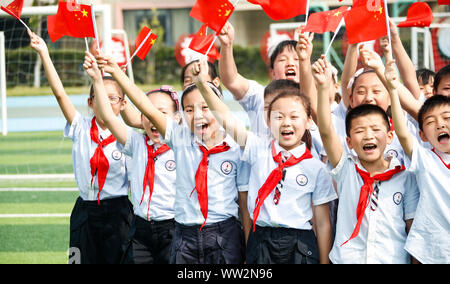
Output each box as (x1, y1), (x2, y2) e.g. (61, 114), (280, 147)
(165, 160), (176, 171)
(296, 174), (308, 186)
(386, 149), (398, 158)
(111, 150), (123, 160)
(220, 161), (233, 175)
(393, 192), (403, 205)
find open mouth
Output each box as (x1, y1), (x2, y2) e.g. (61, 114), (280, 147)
(150, 126), (159, 137)
(437, 132), (450, 144)
(195, 123), (209, 134)
(362, 143), (377, 152)
(281, 130), (294, 139)
(285, 69), (297, 79)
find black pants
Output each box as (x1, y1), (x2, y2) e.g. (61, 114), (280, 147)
(169, 217), (245, 264)
(69, 196), (134, 264)
(246, 225), (319, 264)
(128, 216), (175, 264)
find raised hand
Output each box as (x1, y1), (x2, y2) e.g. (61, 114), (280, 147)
(312, 55), (332, 88)
(384, 59), (399, 91)
(95, 50), (121, 75)
(296, 26), (314, 62)
(217, 22), (235, 48)
(83, 51), (102, 80)
(192, 58), (210, 84)
(359, 45), (384, 72)
(27, 29), (48, 55)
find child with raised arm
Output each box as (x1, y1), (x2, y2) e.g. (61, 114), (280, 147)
(192, 59), (336, 264)
(385, 59), (450, 264)
(28, 31), (133, 264)
(313, 55), (419, 264)
(95, 53), (249, 264)
(83, 52), (181, 264)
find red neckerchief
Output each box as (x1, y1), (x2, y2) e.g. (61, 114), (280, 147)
(341, 164), (406, 246)
(431, 148), (450, 169)
(141, 136), (171, 220)
(191, 142), (230, 229)
(89, 117), (116, 204)
(252, 141), (313, 232)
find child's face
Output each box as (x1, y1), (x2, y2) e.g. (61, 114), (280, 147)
(350, 73), (390, 111)
(419, 105), (450, 154)
(271, 47), (300, 83)
(419, 76), (434, 99)
(183, 89), (220, 141)
(268, 97), (311, 150)
(89, 81), (125, 120)
(346, 113), (393, 163)
(435, 74), (450, 97)
(143, 92), (178, 144)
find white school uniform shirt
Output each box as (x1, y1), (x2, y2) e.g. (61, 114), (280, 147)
(242, 132), (337, 230)
(119, 128), (176, 221)
(328, 150), (420, 264)
(237, 80), (323, 160)
(404, 139), (450, 264)
(164, 117), (250, 226)
(64, 112), (129, 201)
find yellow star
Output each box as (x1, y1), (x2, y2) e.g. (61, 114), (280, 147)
(334, 11), (341, 17)
(378, 7), (383, 14)
(150, 39), (156, 45)
(81, 9), (88, 17)
(224, 9), (231, 17)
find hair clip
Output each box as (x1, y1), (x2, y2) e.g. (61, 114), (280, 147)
(147, 85), (180, 112)
(347, 68), (365, 91)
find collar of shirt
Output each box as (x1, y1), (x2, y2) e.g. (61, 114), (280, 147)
(192, 129), (234, 149)
(350, 154), (402, 173)
(433, 148), (450, 164)
(273, 140), (306, 160)
(94, 118), (112, 141)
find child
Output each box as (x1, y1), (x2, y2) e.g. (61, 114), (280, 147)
(416, 68), (435, 100)
(94, 53), (249, 264)
(181, 59), (221, 90)
(192, 59), (337, 264)
(434, 65), (450, 97)
(313, 56), (419, 264)
(384, 58), (450, 264)
(28, 31), (133, 264)
(83, 52), (181, 264)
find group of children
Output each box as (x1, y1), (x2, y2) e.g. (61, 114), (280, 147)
(26, 17), (450, 264)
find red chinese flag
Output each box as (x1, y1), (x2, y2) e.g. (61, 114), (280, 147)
(47, 1), (95, 42)
(1, 0), (24, 20)
(188, 24), (221, 62)
(189, 0), (234, 34)
(344, 0), (387, 44)
(248, 0), (308, 21)
(304, 6), (349, 34)
(134, 27), (158, 60)
(438, 0), (450, 5)
(397, 2), (433, 28)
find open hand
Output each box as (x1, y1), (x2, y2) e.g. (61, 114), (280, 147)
(296, 26), (314, 62)
(312, 55), (332, 88)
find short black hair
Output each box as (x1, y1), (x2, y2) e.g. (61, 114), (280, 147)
(269, 40), (297, 69)
(181, 82), (223, 110)
(433, 64), (450, 93)
(89, 76), (123, 99)
(264, 79), (300, 99)
(181, 60), (219, 85)
(416, 68), (435, 85)
(345, 104), (390, 137)
(418, 95), (450, 131)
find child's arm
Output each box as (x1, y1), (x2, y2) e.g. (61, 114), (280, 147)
(96, 53), (168, 137)
(381, 20), (421, 100)
(238, 191), (251, 245)
(217, 22), (250, 101)
(296, 29), (318, 122)
(385, 59), (414, 158)
(341, 43), (358, 108)
(83, 51), (128, 145)
(28, 29), (76, 125)
(121, 102), (144, 129)
(313, 203), (331, 264)
(313, 55), (344, 168)
(194, 59), (248, 148)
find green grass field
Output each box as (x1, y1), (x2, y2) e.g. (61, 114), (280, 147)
(0, 131), (77, 264)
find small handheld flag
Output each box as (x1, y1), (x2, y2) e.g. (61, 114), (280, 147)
(1, 0), (29, 30)
(248, 0), (307, 21)
(124, 27), (157, 68)
(189, 0), (235, 34)
(188, 24), (221, 62)
(304, 6), (349, 34)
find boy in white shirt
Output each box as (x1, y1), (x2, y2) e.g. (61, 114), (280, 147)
(385, 58), (450, 264)
(313, 55), (420, 264)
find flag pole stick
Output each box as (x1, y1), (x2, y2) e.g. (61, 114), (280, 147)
(91, 4), (100, 51)
(203, 36), (218, 60)
(304, 0), (310, 25)
(18, 18), (31, 31)
(84, 38), (89, 52)
(325, 18), (344, 57)
(383, 0), (393, 59)
(124, 30), (153, 69)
